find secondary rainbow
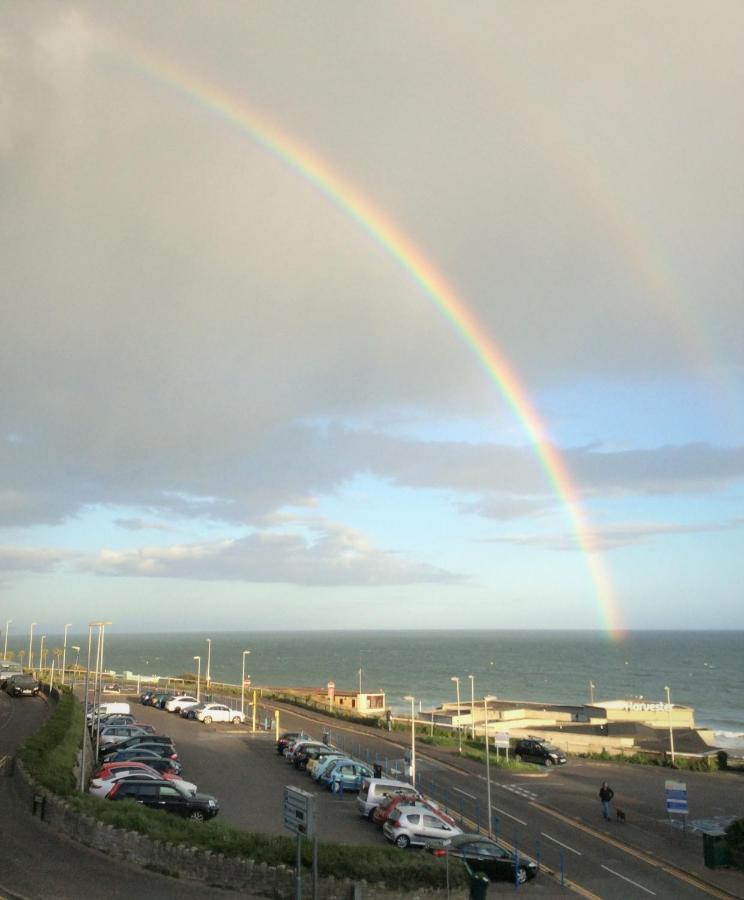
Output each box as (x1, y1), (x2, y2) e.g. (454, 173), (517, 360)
(108, 41), (624, 637)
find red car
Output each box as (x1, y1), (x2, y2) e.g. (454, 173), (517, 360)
(93, 761), (180, 783)
(372, 792), (455, 828)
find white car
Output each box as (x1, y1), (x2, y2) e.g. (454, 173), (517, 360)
(89, 769), (197, 798)
(164, 695), (200, 714)
(195, 703), (245, 725)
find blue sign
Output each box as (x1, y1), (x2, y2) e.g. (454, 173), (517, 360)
(665, 779), (688, 815)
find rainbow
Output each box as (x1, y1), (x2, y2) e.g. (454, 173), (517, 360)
(107, 41), (624, 637)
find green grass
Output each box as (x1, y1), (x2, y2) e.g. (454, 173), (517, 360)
(576, 749), (719, 771)
(19, 690), (467, 891)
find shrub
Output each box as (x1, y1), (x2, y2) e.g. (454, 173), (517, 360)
(17, 687), (81, 796)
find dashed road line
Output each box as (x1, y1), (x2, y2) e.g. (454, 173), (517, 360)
(491, 804), (527, 826)
(601, 864), (656, 895)
(540, 831), (582, 856)
(501, 783), (538, 801)
(452, 786), (477, 800)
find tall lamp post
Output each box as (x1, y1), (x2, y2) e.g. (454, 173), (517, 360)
(79, 620), (112, 791)
(404, 695), (416, 788)
(193, 656), (201, 702)
(62, 623), (72, 685)
(3, 619), (11, 660)
(665, 685), (676, 765)
(483, 695), (496, 837)
(71, 645), (80, 692)
(451, 676), (462, 753)
(468, 674), (476, 739)
(589, 680), (595, 704)
(28, 622), (37, 670)
(39, 635), (46, 679)
(206, 638), (212, 690)
(240, 649), (251, 716)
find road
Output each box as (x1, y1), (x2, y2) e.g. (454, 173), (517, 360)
(0, 690), (245, 900)
(143, 694), (741, 900)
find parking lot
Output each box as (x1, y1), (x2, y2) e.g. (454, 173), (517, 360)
(127, 698), (390, 847)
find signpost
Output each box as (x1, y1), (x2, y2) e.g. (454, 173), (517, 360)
(665, 779), (688, 833)
(284, 786), (317, 899)
(494, 731), (510, 761)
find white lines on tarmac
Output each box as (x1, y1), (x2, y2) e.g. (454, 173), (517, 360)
(540, 832), (581, 856)
(491, 804), (527, 826)
(601, 864), (656, 895)
(452, 787), (477, 800)
(501, 783), (538, 801)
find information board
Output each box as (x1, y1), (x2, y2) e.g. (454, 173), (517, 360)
(283, 785), (317, 837)
(665, 779), (688, 815)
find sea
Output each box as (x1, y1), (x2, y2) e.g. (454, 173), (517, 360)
(28, 630), (744, 749)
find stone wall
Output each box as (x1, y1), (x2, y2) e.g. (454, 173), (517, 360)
(14, 760), (465, 899)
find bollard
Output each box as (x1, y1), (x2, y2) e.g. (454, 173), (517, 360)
(514, 848), (521, 890)
(560, 849), (565, 886)
(475, 801), (481, 833)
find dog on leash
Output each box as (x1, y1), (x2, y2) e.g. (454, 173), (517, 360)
(616, 808), (626, 823)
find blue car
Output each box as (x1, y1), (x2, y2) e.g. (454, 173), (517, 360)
(320, 759), (374, 793)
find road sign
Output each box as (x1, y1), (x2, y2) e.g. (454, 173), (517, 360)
(284, 785), (317, 838)
(665, 779), (688, 815)
(493, 732), (510, 749)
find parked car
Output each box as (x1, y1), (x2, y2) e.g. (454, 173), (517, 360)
(4, 674), (40, 697)
(310, 753), (347, 782)
(513, 738), (566, 766)
(123, 755), (183, 777)
(108, 778), (219, 822)
(150, 693), (176, 709)
(140, 690), (156, 705)
(164, 695), (200, 714)
(285, 740), (329, 765)
(100, 733), (176, 757)
(181, 702), (206, 720)
(90, 768), (197, 798)
(276, 732), (306, 755)
(0, 662), (24, 688)
(306, 750), (344, 777)
(96, 714), (136, 727)
(195, 703), (244, 725)
(97, 724), (152, 748)
(102, 682), (121, 693)
(430, 834), (538, 884)
(372, 793), (454, 828)
(320, 759), (374, 793)
(357, 778), (417, 819)
(104, 743), (178, 764)
(383, 805), (462, 849)
(93, 760), (179, 782)
(293, 743), (334, 771)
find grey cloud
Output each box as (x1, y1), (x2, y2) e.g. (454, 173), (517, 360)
(0, 546), (71, 573)
(114, 518), (179, 533)
(82, 524), (461, 586)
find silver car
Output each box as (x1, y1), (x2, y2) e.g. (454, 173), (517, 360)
(98, 724), (152, 747)
(383, 804), (462, 849)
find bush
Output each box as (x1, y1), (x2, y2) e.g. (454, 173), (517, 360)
(17, 688), (81, 796)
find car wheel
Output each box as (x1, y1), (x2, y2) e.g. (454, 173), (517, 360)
(203, 716), (212, 725)
(232, 716), (241, 725)
(368, 808), (377, 820)
(174, 707), (181, 714)
(516, 866), (528, 884)
(394, 834), (410, 849)
(544, 758), (552, 767)
(188, 810), (206, 823)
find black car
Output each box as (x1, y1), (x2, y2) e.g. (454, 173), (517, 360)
(513, 738), (566, 766)
(102, 740), (178, 764)
(108, 777), (218, 822)
(276, 731), (304, 755)
(140, 691), (156, 705)
(117, 755), (184, 777)
(431, 834), (538, 884)
(101, 733), (175, 754)
(4, 674), (40, 697)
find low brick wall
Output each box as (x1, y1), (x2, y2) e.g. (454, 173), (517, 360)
(14, 761), (464, 899)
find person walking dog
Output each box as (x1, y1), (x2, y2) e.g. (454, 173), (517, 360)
(599, 781), (615, 820)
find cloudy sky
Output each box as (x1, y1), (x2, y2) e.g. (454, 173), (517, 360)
(1, 2), (742, 635)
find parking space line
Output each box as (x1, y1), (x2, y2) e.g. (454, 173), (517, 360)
(540, 831), (582, 855)
(491, 804), (527, 826)
(452, 786), (477, 800)
(601, 864), (656, 895)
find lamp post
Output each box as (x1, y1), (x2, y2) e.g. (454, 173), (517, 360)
(39, 635), (46, 679)
(404, 695), (416, 788)
(240, 650), (251, 716)
(3, 619), (11, 660)
(79, 620), (111, 791)
(206, 638), (212, 689)
(28, 623), (37, 670)
(62, 623), (72, 686)
(665, 685), (676, 765)
(71, 645), (80, 692)
(93, 621), (112, 762)
(484, 695), (496, 837)
(193, 656), (201, 702)
(451, 676), (462, 753)
(589, 680), (595, 704)
(468, 674), (476, 739)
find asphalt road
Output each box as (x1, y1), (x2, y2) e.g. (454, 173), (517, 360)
(0, 690), (246, 900)
(144, 695), (742, 900)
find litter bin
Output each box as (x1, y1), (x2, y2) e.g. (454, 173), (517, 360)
(703, 834), (730, 868)
(468, 871), (489, 899)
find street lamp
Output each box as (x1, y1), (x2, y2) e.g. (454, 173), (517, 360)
(193, 656), (201, 702)
(468, 674), (476, 739)
(240, 650), (251, 716)
(3, 619), (11, 660)
(206, 638), (212, 688)
(28, 623), (37, 670)
(39, 635), (46, 679)
(451, 676), (462, 753)
(665, 686), (676, 765)
(71, 645), (80, 691)
(79, 620), (112, 791)
(62, 623), (72, 686)
(483, 695), (497, 837)
(404, 695), (416, 788)
(589, 680), (595, 704)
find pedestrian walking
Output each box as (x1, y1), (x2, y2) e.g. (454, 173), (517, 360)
(599, 781), (614, 820)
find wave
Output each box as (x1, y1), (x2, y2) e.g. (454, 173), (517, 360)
(714, 731), (744, 749)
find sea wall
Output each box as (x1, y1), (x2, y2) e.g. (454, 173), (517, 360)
(13, 760), (465, 899)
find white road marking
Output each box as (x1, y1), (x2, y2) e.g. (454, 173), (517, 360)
(491, 804), (527, 826)
(540, 831), (582, 856)
(601, 864), (656, 895)
(453, 787), (477, 800)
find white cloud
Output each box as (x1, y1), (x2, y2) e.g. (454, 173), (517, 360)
(0, 546), (70, 573)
